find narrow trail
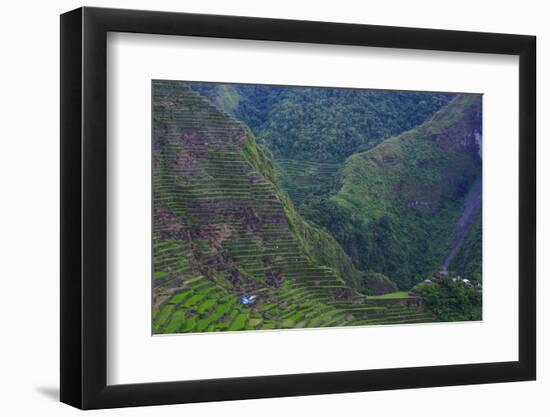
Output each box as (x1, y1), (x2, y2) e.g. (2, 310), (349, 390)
(442, 176), (482, 270)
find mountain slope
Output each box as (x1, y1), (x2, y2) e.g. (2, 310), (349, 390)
(442, 176), (482, 270)
(152, 81), (431, 333)
(449, 209), (482, 281)
(312, 95), (482, 289)
(190, 83), (457, 237)
(191, 82), (455, 162)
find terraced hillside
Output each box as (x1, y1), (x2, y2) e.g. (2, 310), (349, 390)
(152, 80), (435, 333)
(274, 158), (340, 212)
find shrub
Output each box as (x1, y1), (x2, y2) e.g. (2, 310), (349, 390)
(412, 277), (481, 321)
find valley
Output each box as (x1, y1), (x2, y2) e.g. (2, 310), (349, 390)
(152, 80), (483, 333)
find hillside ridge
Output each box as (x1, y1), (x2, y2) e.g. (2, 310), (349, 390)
(314, 94), (482, 288)
(152, 80), (433, 333)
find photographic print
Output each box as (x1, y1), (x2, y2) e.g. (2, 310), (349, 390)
(152, 80), (482, 334)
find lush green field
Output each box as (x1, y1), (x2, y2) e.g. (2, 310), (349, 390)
(368, 291), (411, 300)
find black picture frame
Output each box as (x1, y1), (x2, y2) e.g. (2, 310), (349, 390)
(60, 6), (536, 410)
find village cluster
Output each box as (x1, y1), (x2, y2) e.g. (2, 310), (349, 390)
(423, 270), (482, 289)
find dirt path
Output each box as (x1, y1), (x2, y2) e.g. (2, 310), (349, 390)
(442, 176), (482, 270)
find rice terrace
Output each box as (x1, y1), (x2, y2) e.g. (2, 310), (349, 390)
(152, 80), (483, 334)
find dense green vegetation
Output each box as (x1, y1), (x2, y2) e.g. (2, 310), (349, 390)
(363, 272), (398, 295)
(152, 80), (483, 332)
(191, 82), (455, 162)
(241, 129), (368, 293)
(152, 81), (435, 334)
(411, 278), (482, 321)
(190, 84), (464, 282)
(310, 95), (482, 289)
(190, 83), (286, 137)
(449, 211), (482, 282)
(274, 159), (341, 212)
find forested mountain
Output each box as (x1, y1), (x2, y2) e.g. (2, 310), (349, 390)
(311, 95), (482, 289)
(449, 210), (482, 281)
(152, 81), (431, 334)
(190, 82), (458, 234)
(152, 81), (482, 332)
(190, 82), (455, 161)
(189, 83), (482, 288)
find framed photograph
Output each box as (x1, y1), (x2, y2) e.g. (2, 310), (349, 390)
(60, 6), (536, 409)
